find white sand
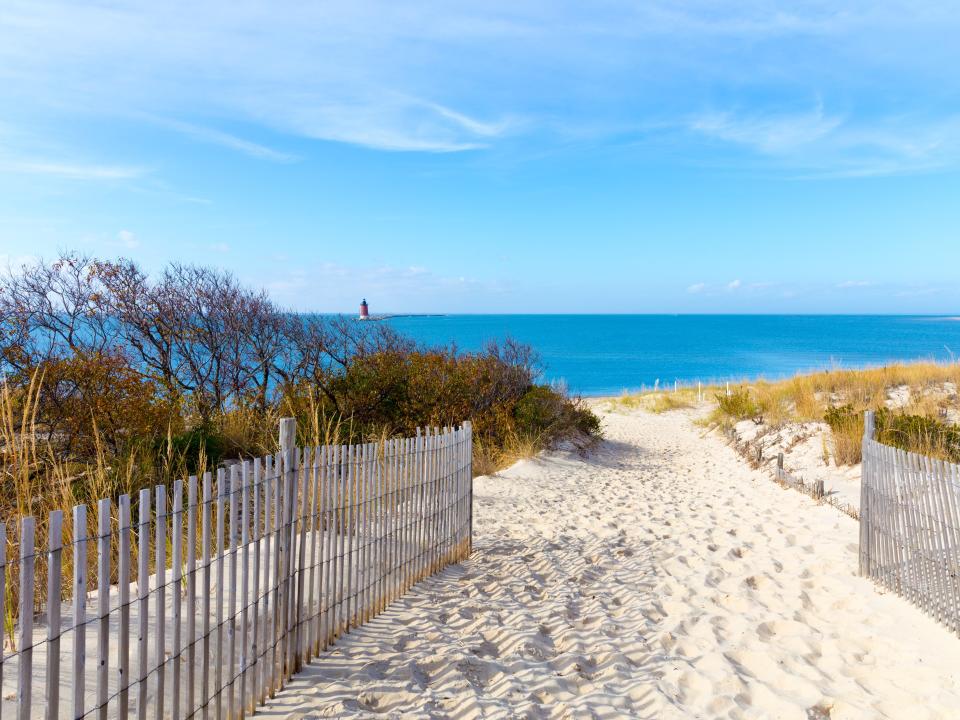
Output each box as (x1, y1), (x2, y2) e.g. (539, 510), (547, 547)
(728, 417), (863, 514)
(260, 406), (960, 719)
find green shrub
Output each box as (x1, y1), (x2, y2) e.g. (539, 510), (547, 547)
(513, 386), (600, 442)
(875, 409), (960, 463)
(167, 425), (227, 474)
(716, 388), (759, 420)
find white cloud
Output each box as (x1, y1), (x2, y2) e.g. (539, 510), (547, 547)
(210, 242), (230, 253)
(726, 279), (742, 290)
(686, 282), (706, 294)
(116, 229), (138, 248)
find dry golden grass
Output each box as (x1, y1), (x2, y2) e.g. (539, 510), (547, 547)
(709, 361), (960, 466)
(469, 431), (546, 476)
(613, 386), (717, 414)
(828, 412), (864, 465)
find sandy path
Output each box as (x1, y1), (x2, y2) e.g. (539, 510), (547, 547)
(259, 408), (960, 719)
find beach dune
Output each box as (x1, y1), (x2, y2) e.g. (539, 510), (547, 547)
(261, 406), (960, 719)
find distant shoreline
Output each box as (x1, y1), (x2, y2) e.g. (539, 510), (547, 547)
(360, 313), (448, 322)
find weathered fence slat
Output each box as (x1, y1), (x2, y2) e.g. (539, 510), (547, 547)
(251, 460), (263, 711)
(214, 469), (226, 720)
(239, 461), (251, 719)
(226, 467), (238, 720)
(136, 490), (149, 720)
(154, 486), (166, 720)
(200, 472), (212, 718)
(97, 499), (111, 720)
(118, 496), (131, 720)
(171, 480), (183, 720)
(1, 420), (472, 720)
(185, 476), (197, 719)
(74, 505), (88, 720)
(46, 511), (63, 720)
(18, 517), (35, 720)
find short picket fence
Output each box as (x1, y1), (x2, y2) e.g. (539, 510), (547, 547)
(0, 420), (473, 719)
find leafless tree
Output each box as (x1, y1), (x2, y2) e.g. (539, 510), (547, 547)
(0, 253), (119, 372)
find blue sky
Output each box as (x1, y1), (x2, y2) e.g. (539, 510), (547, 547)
(1, 1), (959, 313)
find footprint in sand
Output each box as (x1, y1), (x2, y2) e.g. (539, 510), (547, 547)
(471, 634), (501, 659)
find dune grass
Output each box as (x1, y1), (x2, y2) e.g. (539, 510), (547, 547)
(612, 385), (717, 414)
(708, 362), (960, 465)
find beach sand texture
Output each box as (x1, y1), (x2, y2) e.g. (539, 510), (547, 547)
(260, 406), (960, 719)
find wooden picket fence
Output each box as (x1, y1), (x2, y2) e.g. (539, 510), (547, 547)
(859, 410), (960, 635)
(0, 420), (473, 719)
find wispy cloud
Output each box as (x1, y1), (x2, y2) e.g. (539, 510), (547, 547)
(153, 117), (298, 162)
(0, 158), (145, 180)
(686, 282), (706, 294)
(837, 280), (871, 288)
(0, 1), (958, 169)
(691, 103), (843, 154)
(689, 102), (960, 177)
(726, 279), (742, 291)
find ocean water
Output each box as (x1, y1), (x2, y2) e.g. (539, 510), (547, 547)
(384, 315), (960, 397)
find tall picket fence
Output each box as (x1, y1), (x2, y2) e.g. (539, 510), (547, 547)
(859, 410), (960, 636)
(0, 420), (473, 719)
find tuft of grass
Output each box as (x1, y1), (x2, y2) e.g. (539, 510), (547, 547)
(496, 430), (545, 468)
(613, 386), (714, 414)
(824, 405), (864, 465)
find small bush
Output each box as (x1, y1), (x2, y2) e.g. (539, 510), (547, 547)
(875, 409), (960, 463)
(513, 386), (598, 440)
(716, 388), (759, 420)
(167, 425), (227, 474)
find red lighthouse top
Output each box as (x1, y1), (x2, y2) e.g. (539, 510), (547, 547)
(359, 299), (369, 319)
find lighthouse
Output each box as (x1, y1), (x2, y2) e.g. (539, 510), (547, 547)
(359, 299), (369, 320)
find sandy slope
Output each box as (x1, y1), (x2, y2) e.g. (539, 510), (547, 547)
(260, 407), (960, 719)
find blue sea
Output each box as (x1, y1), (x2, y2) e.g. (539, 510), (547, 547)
(384, 315), (960, 397)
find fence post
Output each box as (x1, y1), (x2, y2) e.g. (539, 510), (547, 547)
(465, 422), (473, 557)
(864, 410), (876, 441)
(279, 418), (296, 454)
(73, 505), (88, 720)
(17, 517), (35, 720)
(277, 418), (296, 683)
(46, 511), (63, 720)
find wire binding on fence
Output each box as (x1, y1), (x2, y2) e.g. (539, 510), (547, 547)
(0, 420), (473, 719)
